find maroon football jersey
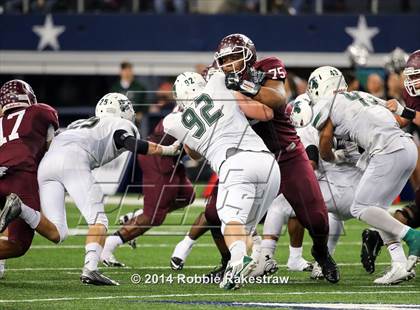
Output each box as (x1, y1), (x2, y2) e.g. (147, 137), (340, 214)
(148, 119), (176, 146)
(245, 57), (304, 161)
(0, 103), (59, 173)
(403, 87), (420, 111)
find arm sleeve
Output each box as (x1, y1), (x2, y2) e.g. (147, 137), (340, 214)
(312, 100), (331, 130)
(37, 103), (59, 130)
(113, 130), (149, 154)
(255, 57), (287, 81)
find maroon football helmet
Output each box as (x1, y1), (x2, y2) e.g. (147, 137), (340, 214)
(0, 80), (37, 112)
(214, 34), (257, 76)
(403, 50), (420, 97)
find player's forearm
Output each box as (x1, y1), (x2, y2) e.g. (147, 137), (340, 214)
(252, 86), (286, 110)
(319, 119), (336, 162)
(234, 91), (273, 121)
(146, 141), (180, 156)
(184, 145), (202, 160)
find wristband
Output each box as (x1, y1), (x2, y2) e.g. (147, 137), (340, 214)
(239, 80), (261, 97)
(401, 107), (416, 120)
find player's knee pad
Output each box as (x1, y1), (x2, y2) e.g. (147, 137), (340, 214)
(395, 203), (420, 229)
(219, 210), (246, 235)
(350, 202), (366, 219)
(55, 223), (69, 243)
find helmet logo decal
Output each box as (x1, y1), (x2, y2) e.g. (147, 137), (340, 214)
(309, 77), (319, 90)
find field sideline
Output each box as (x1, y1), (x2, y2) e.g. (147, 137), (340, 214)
(0, 197), (419, 310)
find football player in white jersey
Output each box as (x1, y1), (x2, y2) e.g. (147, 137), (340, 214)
(0, 93), (180, 285)
(164, 71), (280, 290)
(308, 66), (420, 284)
(252, 94), (362, 277)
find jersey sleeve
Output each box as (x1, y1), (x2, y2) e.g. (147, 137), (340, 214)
(36, 103), (59, 130)
(254, 57), (287, 81)
(312, 99), (331, 130)
(403, 88), (420, 111)
(296, 126), (319, 148)
(163, 112), (183, 141)
(114, 118), (139, 139)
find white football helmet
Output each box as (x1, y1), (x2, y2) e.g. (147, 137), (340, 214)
(95, 93), (135, 122)
(289, 93), (313, 128)
(307, 66), (348, 105)
(173, 72), (206, 109)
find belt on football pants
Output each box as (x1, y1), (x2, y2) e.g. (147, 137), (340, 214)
(225, 147), (272, 159)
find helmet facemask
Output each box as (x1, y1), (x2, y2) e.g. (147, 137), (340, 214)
(403, 67), (420, 97)
(119, 98), (135, 122)
(215, 46), (253, 76)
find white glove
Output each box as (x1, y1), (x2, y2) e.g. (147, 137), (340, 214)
(161, 141), (181, 156)
(386, 99), (404, 116)
(0, 167), (7, 178)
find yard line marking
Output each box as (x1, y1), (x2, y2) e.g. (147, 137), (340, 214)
(135, 301), (420, 310)
(0, 291), (418, 304)
(3, 262), (393, 272)
(29, 241), (366, 249)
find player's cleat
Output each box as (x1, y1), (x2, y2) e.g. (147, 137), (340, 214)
(374, 263), (416, 285)
(170, 257), (184, 271)
(311, 247), (340, 284)
(102, 255), (126, 268)
(127, 239), (137, 250)
(80, 268), (119, 286)
(249, 254), (278, 278)
(220, 256), (257, 290)
(119, 211), (141, 249)
(171, 236), (196, 269)
(0, 260), (5, 279)
(0, 193), (22, 233)
(310, 262), (324, 280)
(204, 259), (229, 281)
(287, 257), (314, 272)
(407, 255), (419, 272)
(361, 228), (383, 274)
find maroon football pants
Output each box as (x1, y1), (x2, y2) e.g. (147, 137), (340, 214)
(139, 155), (195, 226)
(0, 171), (39, 255)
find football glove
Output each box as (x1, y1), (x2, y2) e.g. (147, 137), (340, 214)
(161, 141), (181, 156)
(247, 67), (266, 85)
(225, 72), (261, 98)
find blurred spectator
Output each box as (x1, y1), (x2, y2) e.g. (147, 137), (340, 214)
(366, 73), (385, 99)
(386, 72), (404, 101)
(285, 72), (306, 101)
(111, 61), (147, 119)
(195, 63), (208, 75)
(31, 0), (56, 13)
(343, 71), (360, 91)
(149, 82), (175, 114)
(154, 0), (187, 13)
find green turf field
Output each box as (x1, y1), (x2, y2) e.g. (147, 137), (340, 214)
(0, 197), (419, 309)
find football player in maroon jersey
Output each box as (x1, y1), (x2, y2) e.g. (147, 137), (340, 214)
(362, 50), (420, 273)
(0, 80), (59, 276)
(198, 33), (338, 283)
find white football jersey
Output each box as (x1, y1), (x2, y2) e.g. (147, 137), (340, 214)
(50, 116), (139, 168)
(163, 72), (269, 173)
(312, 91), (410, 162)
(296, 125), (362, 186)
